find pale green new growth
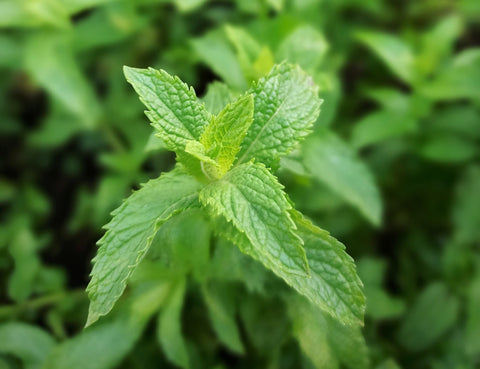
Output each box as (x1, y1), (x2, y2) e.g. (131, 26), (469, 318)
(86, 168), (201, 326)
(200, 94), (254, 178)
(200, 162), (308, 276)
(237, 63), (322, 167)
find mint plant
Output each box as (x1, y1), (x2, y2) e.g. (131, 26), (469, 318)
(85, 63), (365, 328)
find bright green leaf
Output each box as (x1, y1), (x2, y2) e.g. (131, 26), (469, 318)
(123, 66), (211, 152)
(289, 211), (366, 325)
(86, 168), (202, 326)
(200, 162), (308, 276)
(200, 94), (254, 177)
(236, 63), (322, 167)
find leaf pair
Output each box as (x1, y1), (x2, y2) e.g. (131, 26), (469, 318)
(86, 63), (365, 328)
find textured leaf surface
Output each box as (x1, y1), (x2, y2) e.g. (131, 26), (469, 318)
(289, 211), (365, 325)
(303, 130), (382, 226)
(158, 278), (190, 369)
(86, 168), (202, 326)
(200, 162), (308, 276)
(200, 94), (254, 177)
(0, 322), (55, 369)
(123, 66), (211, 152)
(236, 63), (322, 167)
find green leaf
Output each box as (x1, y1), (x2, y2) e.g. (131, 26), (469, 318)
(86, 168), (202, 326)
(158, 278), (190, 369)
(419, 48), (480, 101)
(303, 130), (382, 226)
(191, 30), (247, 90)
(200, 162), (308, 276)
(25, 33), (100, 127)
(202, 282), (245, 354)
(351, 109), (418, 149)
(397, 283), (459, 352)
(357, 31), (416, 84)
(419, 135), (477, 163)
(0, 0), (70, 28)
(288, 211), (365, 325)
(0, 322), (55, 369)
(123, 66), (211, 152)
(200, 94), (254, 177)
(202, 81), (235, 115)
(224, 25), (263, 80)
(276, 25), (328, 72)
(236, 63), (322, 167)
(417, 14), (463, 75)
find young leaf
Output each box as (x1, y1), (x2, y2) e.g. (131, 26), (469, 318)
(302, 130), (382, 226)
(123, 66), (211, 152)
(236, 63), (322, 167)
(25, 33), (100, 127)
(199, 162), (309, 277)
(86, 168), (202, 326)
(289, 211), (366, 325)
(158, 278), (190, 369)
(200, 94), (254, 177)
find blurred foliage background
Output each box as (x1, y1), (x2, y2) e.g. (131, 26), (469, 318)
(0, 0), (479, 368)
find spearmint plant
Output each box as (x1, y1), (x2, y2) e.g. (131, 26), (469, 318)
(86, 63), (365, 328)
